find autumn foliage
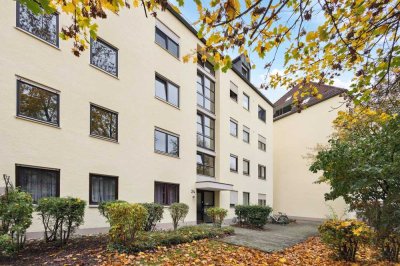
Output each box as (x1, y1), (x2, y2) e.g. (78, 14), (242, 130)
(106, 202), (148, 247)
(319, 219), (372, 261)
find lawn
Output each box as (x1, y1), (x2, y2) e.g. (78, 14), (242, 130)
(2, 235), (396, 265)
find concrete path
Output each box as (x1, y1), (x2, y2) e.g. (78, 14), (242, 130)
(221, 221), (320, 252)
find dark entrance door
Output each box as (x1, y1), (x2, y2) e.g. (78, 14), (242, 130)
(196, 190), (215, 223)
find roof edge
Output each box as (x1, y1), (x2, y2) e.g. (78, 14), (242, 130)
(273, 90), (345, 122)
(165, 4), (273, 108)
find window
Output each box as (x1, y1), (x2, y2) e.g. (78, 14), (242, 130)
(273, 105), (293, 118)
(197, 54), (215, 76)
(154, 182), (179, 205)
(230, 82), (238, 102)
(243, 126), (250, 143)
(17, 80), (59, 125)
(90, 104), (118, 141)
(243, 192), (250, 206)
(16, 165), (60, 202)
(258, 135), (266, 151)
(16, 2), (59, 46)
(230, 119), (238, 137)
(258, 194), (267, 206)
(197, 152), (215, 177)
(258, 105), (266, 122)
(258, 164), (266, 180)
(230, 191), (238, 208)
(89, 174), (118, 205)
(155, 24), (179, 58)
(197, 113), (215, 150)
(90, 38), (118, 76)
(155, 75), (179, 107)
(243, 159), (250, 176)
(154, 129), (179, 157)
(242, 64), (250, 79)
(230, 90), (238, 101)
(197, 73), (215, 113)
(243, 93), (250, 110)
(230, 154), (238, 172)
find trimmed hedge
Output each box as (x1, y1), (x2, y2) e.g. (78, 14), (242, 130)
(106, 202), (148, 246)
(169, 203), (189, 230)
(36, 197), (86, 245)
(110, 224), (234, 253)
(206, 207), (228, 228)
(98, 200), (127, 220)
(141, 203), (164, 231)
(235, 205), (273, 228)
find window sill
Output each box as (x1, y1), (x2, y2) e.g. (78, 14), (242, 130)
(15, 115), (61, 129)
(154, 150), (180, 159)
(155, 96), (180, 110)
(89, 134), (119, 144)
(230, 170), (238, 174)
(15, 27), (60, 50)
(258, 178), (267, 181)
(197, 106), (216, 119)
(230, 134), (238, 138)
(89, 64), (119, 79)
(243, 174), (250, 177)
(155, 42), (180, 61)
(89, 205), (99, 208)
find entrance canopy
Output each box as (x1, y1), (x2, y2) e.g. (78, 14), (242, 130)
(195, 181), (233, 191)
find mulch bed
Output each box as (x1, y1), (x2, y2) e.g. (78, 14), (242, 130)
(0, 234), (109, 266)
(1, 234), (397, 265)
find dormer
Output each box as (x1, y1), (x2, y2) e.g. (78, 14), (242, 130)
(232, 54), (251, 81)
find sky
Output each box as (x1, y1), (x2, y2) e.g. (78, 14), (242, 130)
(170, 0), (353, 103)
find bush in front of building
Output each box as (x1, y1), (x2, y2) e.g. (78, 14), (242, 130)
(110, 224), (234, 253)
(0, 177), (33, 254)
(319, 219), (372, 262)
(141, 203), (164, 231)
(206, 207), (228, 228)
(0, 234), (15, 257)
(234, 205), (273, 228)
(169, 203), (189, 230)
(36, 197), (86, 245)
(106, 202), (148, 246)
(98, 200), (127, 220)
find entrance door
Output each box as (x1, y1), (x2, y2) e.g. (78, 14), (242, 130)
(196, 190), (215, 223)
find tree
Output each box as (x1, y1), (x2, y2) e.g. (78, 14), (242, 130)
(310, 109), (400, 261)
(14, 0), (400, 107)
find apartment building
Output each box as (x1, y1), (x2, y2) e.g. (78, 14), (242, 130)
(0, 1), (273, 233)
(273, 83), (349, 220)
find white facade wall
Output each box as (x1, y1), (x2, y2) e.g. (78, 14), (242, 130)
(273, 96), (348, 220)
(0, 1), (273, 233)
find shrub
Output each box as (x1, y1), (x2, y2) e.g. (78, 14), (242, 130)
(0, 234), (15, 257)
(98, 200), (127, 220)
(0, 176), (33, 251)
(206, 207), (228, 228)
(319, 219), (372, 261)
(106, 202), (148, 246)
(234, 205), (272, 228)
(169, 203), (189, 230)
(36, 197), (86, 245)
(141, 203), (164, 231)
(109, 224), (234, 253)
(380, 231), (400, 262)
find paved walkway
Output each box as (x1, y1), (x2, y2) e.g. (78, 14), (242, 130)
(221, 221), (320, 252)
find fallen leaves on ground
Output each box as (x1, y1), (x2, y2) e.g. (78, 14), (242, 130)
(99, 237), (398, 266)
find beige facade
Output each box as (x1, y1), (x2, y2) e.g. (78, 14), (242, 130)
(0, 1), (273, 233)
(273, 96), (348, 220)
